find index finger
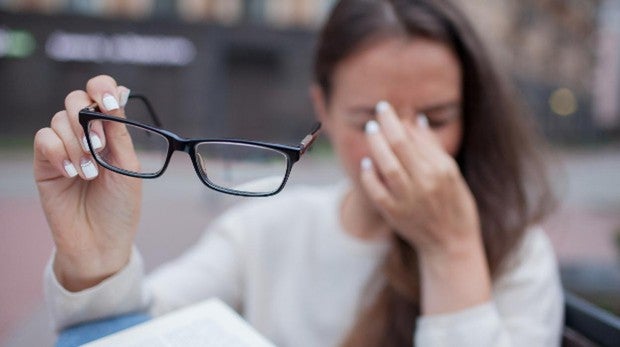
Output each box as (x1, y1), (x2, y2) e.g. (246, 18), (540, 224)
(64, 89), (101, 153)
(375, 101), (427, 174)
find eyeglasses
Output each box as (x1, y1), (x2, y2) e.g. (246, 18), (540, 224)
(78, 94), (321, 197)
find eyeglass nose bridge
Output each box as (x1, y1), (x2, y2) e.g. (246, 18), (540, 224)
(165, 135), (194, 154)
(158, 136), (202, 175)
(165, 137), (209, 180)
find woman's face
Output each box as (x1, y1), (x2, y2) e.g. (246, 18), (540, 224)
(314, 38), (463, 187)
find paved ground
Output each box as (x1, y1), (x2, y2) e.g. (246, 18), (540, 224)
(1, 145), (619, 346)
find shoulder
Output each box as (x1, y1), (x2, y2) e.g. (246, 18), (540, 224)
(506, 227), (556, 274)
(490, 227), (564, 344)
(492, 226), (563, 312)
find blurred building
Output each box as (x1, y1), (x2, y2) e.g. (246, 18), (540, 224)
(0, 2), (331, 144)
(455, 0), (619, 142)
(1, 0), (618, 143)
(593, 0), (620, 130)
(0, 0), (336, 26)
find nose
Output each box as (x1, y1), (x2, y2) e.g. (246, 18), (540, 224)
(394, 106), (417, 126)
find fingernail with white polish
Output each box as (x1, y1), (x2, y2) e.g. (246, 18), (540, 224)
(82, 135), (103, 152)
(417, 113), (429, 129)
(81, 136), (89, 152)
(120, 89), (130, 108)
(102, 93), (119, 111)
(376, 100), (390, 115)
(361, 157), (373, 171)
(80, 158), (99, 179)
(365, 120), (380, 135)
(63, 160), (78, 177)
(90, 134), (103, 150)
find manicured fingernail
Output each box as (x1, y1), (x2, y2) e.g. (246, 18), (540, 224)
(361, 157), (373, 171)
(81, 136), (89, 152)
(120, 89), (130, 107)
(376, 100), (390, 115)
(80, 158), (98, 179)
(417, 113), (429, 128)
(63, 160), (78, 178)
(365, 120), (380, 135)
(102, 93), (119, 111)
(81, 135), (103, 152)
(90, 134), (103, 149)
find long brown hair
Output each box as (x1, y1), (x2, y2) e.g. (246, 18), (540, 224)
(313, 1), (555, 346)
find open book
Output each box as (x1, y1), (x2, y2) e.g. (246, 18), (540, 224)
(84, 298), (276, 347)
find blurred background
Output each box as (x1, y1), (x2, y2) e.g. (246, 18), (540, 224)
(1, 0), (619, 345)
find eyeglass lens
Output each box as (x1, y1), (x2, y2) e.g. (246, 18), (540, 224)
(85, 97), (290, 195)
(88, 119), (169, 176)
(195, 142), (289, 195)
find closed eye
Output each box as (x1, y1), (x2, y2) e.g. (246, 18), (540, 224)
(345, 106), (376, 131)
(420, 104), (460, 128)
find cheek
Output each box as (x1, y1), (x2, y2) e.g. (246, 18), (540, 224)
(331, 129), (368, 179)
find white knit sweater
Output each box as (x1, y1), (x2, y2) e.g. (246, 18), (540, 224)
(45, 183), (564, 346)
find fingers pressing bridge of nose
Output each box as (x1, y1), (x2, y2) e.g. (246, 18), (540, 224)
(364, 113), (409, 194)
(374, 101), (416, 167)
(372, 101), (429, 180)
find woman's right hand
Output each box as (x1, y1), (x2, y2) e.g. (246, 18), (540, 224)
(34, 75), (142, 292)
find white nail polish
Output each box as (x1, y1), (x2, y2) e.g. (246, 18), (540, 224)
(81, 136), (89, 152)
(120, 89), (130, 107)
(376, 100), (390, 115)
(365, 120), (380, 135)
(361, 157), (373, 171)
(90, 134), (103, 150)
(63, 160), (78, 177)
(417, 113), (429, 128)
(82, 134), (103, 151)
(81, 158), (99, 179)
(102, 93), (119, 111)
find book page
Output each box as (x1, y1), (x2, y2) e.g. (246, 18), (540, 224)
(84, 299), (275, 347)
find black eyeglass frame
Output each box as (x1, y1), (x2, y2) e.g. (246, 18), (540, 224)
(78, 94), (321, 197)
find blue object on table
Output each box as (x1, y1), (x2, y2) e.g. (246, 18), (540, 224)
(56, 313), (151, 347)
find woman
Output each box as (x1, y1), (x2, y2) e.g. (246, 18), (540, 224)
(35, 0), (563, 346)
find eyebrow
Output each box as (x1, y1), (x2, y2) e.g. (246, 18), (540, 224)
(345, 101), (461, 118)
(418, 101), (461, 115)
(347, 106), (376, 115)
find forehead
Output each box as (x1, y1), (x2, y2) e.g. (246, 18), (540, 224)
(331, 38), (462, 106)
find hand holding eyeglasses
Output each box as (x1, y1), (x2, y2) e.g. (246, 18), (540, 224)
(34, 75), (140, 292)
(33, 75), (320, 292)
(79, 95), (320, 197)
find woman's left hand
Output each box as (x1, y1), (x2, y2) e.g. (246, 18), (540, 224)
(361, 101), (492, 315)
(359, 101), (481, 258)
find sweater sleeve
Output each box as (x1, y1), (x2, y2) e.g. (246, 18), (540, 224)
(144, 211), (246, 316)
(414, 228), (564, 347)
(44, 209), (248, 332)
(44, 246), (150, 331)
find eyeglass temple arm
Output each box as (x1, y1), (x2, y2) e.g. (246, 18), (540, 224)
(299, 122), (322, 155)
(81, 94), (164, 128)
(130, 94), (164, 128)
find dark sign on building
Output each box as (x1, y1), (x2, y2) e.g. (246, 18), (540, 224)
(0, 11), (317, 143)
